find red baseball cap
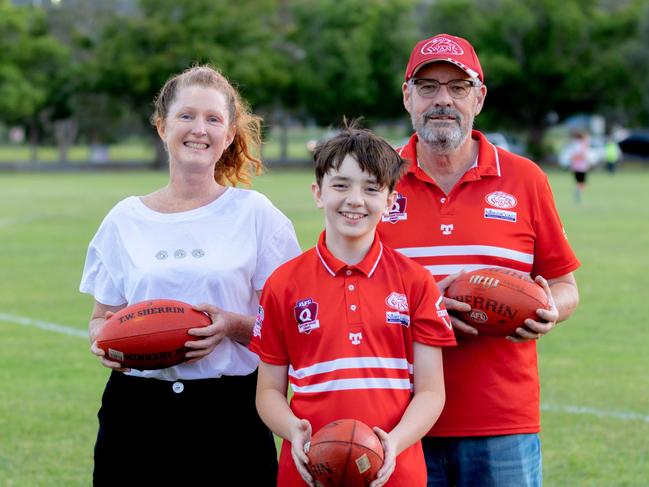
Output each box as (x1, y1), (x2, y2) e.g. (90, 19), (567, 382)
(404, 33), (483, 82)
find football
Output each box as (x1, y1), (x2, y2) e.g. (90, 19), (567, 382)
(96, 299), (212, 369)
(445, 267), (550, 337)
(307, 418), (384, 487)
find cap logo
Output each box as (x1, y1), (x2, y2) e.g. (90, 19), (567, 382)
(422, 37), (464, 56)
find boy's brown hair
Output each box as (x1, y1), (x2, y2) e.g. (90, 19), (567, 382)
(313, 120), (406, 191)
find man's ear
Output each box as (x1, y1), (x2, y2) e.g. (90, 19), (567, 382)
(402, 82), (413, 114)
(311, 182), (324, 209)
(473, 84), (487, 117)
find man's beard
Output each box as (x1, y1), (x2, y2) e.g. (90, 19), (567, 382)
(412, 107), (472, 154)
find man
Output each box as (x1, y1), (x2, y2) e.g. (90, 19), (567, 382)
(378, 33), (580, 486)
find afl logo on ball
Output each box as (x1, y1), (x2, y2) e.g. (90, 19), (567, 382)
(469, 309), (488, 323)
(485, 191), (517, 209)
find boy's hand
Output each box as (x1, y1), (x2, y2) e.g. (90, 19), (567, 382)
(290, 419), (314, 486)
(369, 427), (395, 487)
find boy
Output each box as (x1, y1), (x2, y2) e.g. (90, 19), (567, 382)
(250, 124), (456, 487)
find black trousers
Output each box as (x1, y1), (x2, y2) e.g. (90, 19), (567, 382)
(94, 370), (278, 486)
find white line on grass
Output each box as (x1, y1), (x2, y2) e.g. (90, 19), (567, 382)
(541, 404), (649, 423)
(0, 312), (87, 339)
(2, 311), (649, 424)
(0, 214), (40, 230)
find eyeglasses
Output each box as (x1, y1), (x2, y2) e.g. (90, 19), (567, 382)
(409, 78), (481, 99)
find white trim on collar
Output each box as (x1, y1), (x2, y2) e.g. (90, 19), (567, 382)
(315, 245), (336, 277)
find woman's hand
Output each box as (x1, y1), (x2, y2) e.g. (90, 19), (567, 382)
(184, 303), (233, 363)
(90, 310), (130, 372)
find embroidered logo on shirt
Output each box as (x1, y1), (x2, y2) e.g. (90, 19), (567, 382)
(386, 292), (409, 311)
(485, 191), (517, 209)
(348, 332), (363, 345)
(294, 298), (320, 334)
(382, 193), (407, 223)
(253, 305), (264, 338)
(484, 208), (517, 222)
(440, 224), (454, 235)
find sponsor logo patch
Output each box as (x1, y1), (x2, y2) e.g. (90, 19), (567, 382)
(386, 311), (411, 327)
(294, 298), (320, 334)
(436, 295), (453, 329)
(485, 191), (517, 209)
(253, 305), (264, 338)
(382, 193), (407, 223)
(484, 208), (517, 222)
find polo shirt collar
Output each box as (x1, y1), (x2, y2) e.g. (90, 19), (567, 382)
(315, 230), (383, 278)
(397, 130), (501, 182)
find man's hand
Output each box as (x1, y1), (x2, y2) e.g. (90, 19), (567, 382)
(437, 271), (477, 335)
(508, 276), (559, 343)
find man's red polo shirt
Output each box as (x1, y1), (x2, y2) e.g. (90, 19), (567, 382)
(250, 231), (456, 486)
(378, 130), (580, 437)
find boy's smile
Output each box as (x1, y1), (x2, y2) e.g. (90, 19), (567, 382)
(312, 154), (396, 254)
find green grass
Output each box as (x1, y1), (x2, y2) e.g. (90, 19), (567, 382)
(1, 167), (648, 485)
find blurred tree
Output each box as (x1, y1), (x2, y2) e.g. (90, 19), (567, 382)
(0, 0), (70, 161)
(89, 0), (291, 167)
(423, 0), (644, 158)
(284, 0), (418, 126)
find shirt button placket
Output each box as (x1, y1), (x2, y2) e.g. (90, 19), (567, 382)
(344, 269), (362, 324)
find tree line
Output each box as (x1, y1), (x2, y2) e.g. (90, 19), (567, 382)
(1, 0), (648, 163)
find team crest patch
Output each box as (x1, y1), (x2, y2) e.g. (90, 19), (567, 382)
(382, 193), (407, 223)
(485, 191), (517, 209)
(253, 305), (264, 338)
(484, 208), (517, 222)
(294, 298), (320, 334)
(386, 292), (409, 311)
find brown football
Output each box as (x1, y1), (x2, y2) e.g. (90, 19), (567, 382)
(445, 268), (549, 337)
(96, 299), (211, 369)
(307, 419), (384, 487)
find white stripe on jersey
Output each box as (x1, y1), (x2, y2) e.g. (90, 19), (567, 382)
(424, 263), (511, 277)
(291, 377), (412, 394)
(289, 356), (412, 379)
(396, 245), (534, 264)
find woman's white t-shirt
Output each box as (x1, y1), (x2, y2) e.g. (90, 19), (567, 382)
(80, 188), (301, 380)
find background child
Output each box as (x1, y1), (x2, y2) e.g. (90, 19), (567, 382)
(250, 123), (456, 487)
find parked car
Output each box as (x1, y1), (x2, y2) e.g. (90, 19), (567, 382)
(618, 132), (649, 159)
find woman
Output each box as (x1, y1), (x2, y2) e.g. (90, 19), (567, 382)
(80, 65), (301, 486)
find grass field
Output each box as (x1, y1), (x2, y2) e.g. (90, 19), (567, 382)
(1, 166), (648, 486)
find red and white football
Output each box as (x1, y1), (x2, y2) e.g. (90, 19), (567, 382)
(445, 268), (550, 337)
(96, 299), (211, 369)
